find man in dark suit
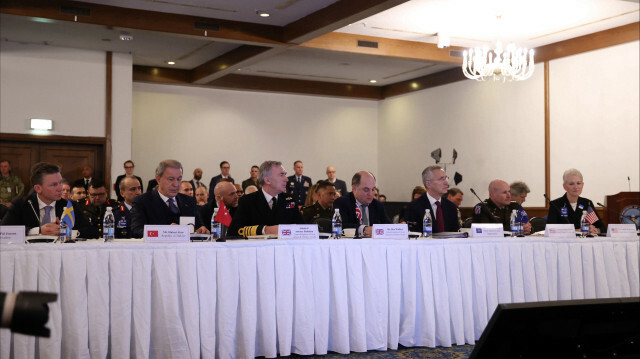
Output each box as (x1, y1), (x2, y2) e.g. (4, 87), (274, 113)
(208, 161), (234, 199)
(73, 164), (94, 191)
(325, 165), (348, 197)
(333, 171), (391, 237)
(405, 166), (460, 233)
(2, 162), (95, 238)
(286, 160), (312, 209)
(131, 159), (208, 238)
(113, 160), (143, 202)
(228, 160), (304, 237)
(113, 176), (141, 238)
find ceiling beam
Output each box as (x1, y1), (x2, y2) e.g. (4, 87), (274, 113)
(534, 22), (639, 62)
(282, 0), (410, 44)
(0, 0), (284, 46)
(190, 45), (287, 83)
(300, 32), (464, 64)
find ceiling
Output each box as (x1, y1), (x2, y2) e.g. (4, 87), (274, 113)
(1, 0), (638, 98)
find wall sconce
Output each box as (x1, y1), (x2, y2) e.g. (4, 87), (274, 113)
(30, 118), (53, 130)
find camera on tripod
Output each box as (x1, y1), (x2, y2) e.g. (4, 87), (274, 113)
(0, 291), (57, 337)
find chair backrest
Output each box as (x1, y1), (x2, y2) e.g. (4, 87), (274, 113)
(313, 218), (332, 233)
(530, 217), (547, 233)
(462, 217), (474, 228)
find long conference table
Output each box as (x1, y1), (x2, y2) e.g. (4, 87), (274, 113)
(1, 236), (638, 359)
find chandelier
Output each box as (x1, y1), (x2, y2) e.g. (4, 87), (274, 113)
(462, 41), (534, 81)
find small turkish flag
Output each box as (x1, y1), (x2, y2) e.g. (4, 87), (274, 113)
(147, 230), (158, 237)
(215, 201), (232, 227)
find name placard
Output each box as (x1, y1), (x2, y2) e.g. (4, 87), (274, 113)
(372, 224), (409, 239)
(143, 225), (190, 243)
(607, 224), (637, 238)
(470, 223), (504, 238)
(0, 226), (25, 244)
(545, 224), (576, 238)
(278, 224), (319, 240)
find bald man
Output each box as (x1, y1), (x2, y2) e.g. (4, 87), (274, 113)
(333, 171), (391, 237)
(200, 179), (239, 231)
(471, 179), (531, 234)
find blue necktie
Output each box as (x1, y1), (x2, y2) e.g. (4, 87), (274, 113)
(168, 198), (179, 214)
(42, 206), (53, 225)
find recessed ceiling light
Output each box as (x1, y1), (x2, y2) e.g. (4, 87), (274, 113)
(256, 10), (270, 17)
(167, 61), (176, 65)
(369, 80), (377, 84)
(119, 31), (133, 41)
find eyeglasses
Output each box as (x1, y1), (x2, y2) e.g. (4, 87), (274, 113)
(429, 176), (449, 182)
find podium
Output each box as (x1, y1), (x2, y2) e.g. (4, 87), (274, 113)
(605, 192), (640, 229)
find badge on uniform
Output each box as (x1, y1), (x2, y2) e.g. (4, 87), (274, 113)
(290, 181), (295, 186)
(578, 204), (584, 210)
(561, 205), (568, 217)
(286, 201), (295, 209)
(474, 205), (481, 215)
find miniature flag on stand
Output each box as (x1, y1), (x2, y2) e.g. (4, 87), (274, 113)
(584, 206), (599, 224)
(215, 201), (232, 227)
(61, 200), (75, 228)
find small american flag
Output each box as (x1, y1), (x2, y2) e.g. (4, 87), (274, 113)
(584, 206), (599, 225)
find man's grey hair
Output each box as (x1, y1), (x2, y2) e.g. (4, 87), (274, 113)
(258, 161), (282, 185)
(562, 168), (583, 184)
(421, 165), (442, 184)
(156, 159), (183, 178)
(509, 181), (530, 196)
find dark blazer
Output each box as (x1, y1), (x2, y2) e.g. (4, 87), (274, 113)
(286, 175), (312, 207)
(1, 192), (96, 238)
(404, 194), (460, 233)
(228, 190), (304, 237)
(189, 179), (205, 192)
(333, 192), (391, 229)
(113, 174), (144, 202)
(547, 193), (606, 232)
(113, 204), (132, 238)
(146, 179), (158, 193)
(130, 190), (203, 238)
(329, 178), (349, 197)
(73, 177), (92, 191)
(208, 175), (235, 198)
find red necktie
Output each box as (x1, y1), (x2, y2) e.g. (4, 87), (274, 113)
(435, 201), (445, 232)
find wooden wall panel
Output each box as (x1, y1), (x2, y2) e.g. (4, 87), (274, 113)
(0, 143), (38, 188)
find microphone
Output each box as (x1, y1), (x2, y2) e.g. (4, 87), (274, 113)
(469, 188), (499, 223)
(544, 194), (571, 224)
(628, 176), (631, 192)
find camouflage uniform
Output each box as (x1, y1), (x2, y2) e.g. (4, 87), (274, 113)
(0, 175), (25, 204)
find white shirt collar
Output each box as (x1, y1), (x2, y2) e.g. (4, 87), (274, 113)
(36, 194), (55, 209)
(426, 193), (442, 219)
(262, 189), (275, 206)
(124, 202), (133, 211)
(157, 191), (175, 206)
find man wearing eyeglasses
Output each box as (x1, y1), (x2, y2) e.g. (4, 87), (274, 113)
(405, 165), (460, 233)
(80, 179), (118, 238)
(208, 161), (235, 199)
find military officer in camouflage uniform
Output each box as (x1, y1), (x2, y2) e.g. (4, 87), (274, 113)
(0, 160), (25, 206)
(472, 179), (531, 234)
(302, 180), (337, 223)
(80, 179), (119, 238)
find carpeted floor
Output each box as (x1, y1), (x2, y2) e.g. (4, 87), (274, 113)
(285, 345), (474, 358)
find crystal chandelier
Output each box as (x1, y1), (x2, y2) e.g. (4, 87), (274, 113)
(462, 41), (534, 81)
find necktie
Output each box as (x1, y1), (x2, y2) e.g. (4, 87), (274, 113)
(168, 198), (179, 214)
(271, 197), (277, 210)
(361, 204), (369, 226)
(435, 201), (445, 232)
(42, 205), (53, 225)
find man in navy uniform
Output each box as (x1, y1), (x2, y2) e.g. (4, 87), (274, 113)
(287, 160), (312, 209)
(333, 171), (391, 237)
(113, 176), (141, 238)
(228, 160), (304, 237)
(405, 165), (460, 233)
(131, 159), (208, 238)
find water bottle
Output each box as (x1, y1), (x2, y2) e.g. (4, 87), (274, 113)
(422, 209), (432, 238)
(510, 209), (519, 237)
(211, 208), (221, 240)
(59, 220), (71, 243)
(580, 210), (590, 237)
(103, 207), (115, 242)
(332, 209), (342, 239)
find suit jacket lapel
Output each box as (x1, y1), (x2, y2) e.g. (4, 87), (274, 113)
(152, 190), (172, 218)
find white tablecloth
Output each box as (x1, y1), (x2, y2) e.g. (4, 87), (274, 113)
(1, 237), (638, 358)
